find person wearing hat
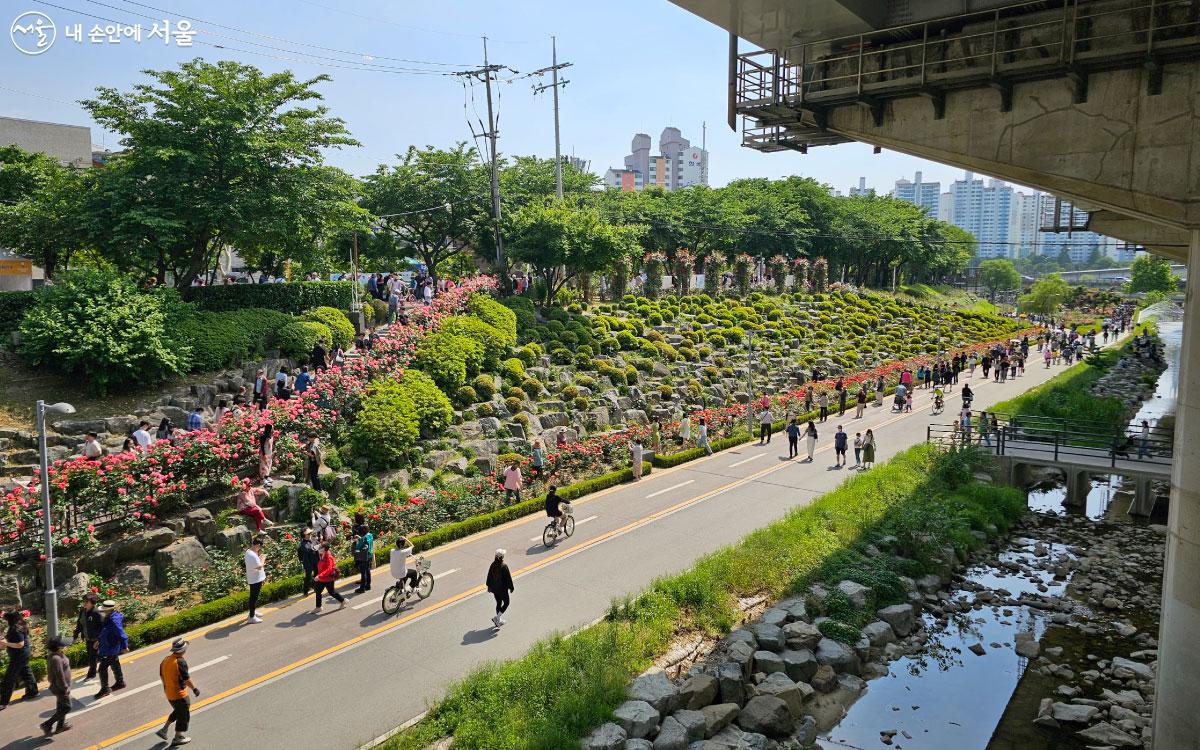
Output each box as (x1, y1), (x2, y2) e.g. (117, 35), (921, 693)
(40, 635), (72, 737)
(94, 599), (128, 699)
(0, 610), (37, 708)
(156, 639), (199, 746)
(73, 592), (103, 680)
(485, 549), (514, 629)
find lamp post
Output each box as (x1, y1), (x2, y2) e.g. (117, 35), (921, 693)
(36, 400), (75, 638)
(746, 331), (756, 436)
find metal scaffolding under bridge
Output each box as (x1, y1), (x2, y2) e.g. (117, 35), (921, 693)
(735, 0), (1200, 153)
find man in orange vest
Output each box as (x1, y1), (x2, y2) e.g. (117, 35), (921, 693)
(156, 638), (200, 746)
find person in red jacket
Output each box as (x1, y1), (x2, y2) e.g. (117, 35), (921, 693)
(313, 543), (345, 613)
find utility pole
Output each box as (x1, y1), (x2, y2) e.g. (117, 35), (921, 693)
(456, 40), (507, 281)
(531, 37), (572, 199)
(746, 331), (756, 436)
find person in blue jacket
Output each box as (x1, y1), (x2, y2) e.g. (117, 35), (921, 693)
(94, 600), (129, 699)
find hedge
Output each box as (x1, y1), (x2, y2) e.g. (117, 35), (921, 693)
(173, 307), (293, 371)
(181, 281), (355, 314)
(652, 435), (752, 468)
(0, 289), (38, 337)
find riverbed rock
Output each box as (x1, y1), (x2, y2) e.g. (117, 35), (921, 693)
(876, 604), (916, 636)
(613, 700), (660, 739)
(751, 623), (785, 651)
(716, 662), (745, 706)
(651, 716), (688, 750)
(810, 664), (838, 693)
(1051, 702), (1099, 723)
(781, 649), (818, 682)
(678, 674), (718, 710)
(815, 637), (860, 675)
(670, 709), (706, 742)
(861, 621), (897, 647)
(735, 695), (793, 738)
(835, 580), (871, 609)
(1076, 721), (1141, 747)
(753, 650), (785, 675)
(629, 668), (679, 714)
(782, 621), (822, 650)
(582, 722), (627, 750)
(751, 672), (807, 717)
(625, 740), (653, 750)
(1110, 656), (1154, 681)
(701, 703), (740, 737)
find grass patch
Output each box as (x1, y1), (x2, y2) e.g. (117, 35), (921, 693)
(383, 444), (1025, 750)
(989, 343), (1130, 430)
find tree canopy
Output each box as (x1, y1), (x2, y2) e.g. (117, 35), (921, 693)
(1127, 253), (1178, 294)
(1019, 273), (1071, 316)
(0, 146), (90, 278)
(977, 258), (1022, 300)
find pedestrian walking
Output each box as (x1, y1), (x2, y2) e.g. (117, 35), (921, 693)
(155, 638), (199, 746)
(39, 635), (72, 737)
(1138, 420), (1151, 459)
(803, 387), (813, 414)
(486, 549), (515, 629)
(630, 438), (644, 480)
(853, 432), (863, 468)
(530, 440), (545, 479)
(311, 503), (335, 544)
(697, 418), (712, 455)
(313, 542), (345, 613)
(862, 430), (876, 468)
(757, 406), (773, 444)
(73, 592), (102, 680)
(855, 388), (866, 419)
(352, 514), (374, 594)
(818, 392), (829, 423)
(0, 610), (36, 708)
(258, 423), (275, 488)
(244, 537), (266, 624)
(804, 421), (818, 462)
(838, 388), (848, 417)
(834, 426), (848, 467)
(94, 600), (128, 699)
(502, 461), (523, 503)
(786, 419), (800, 459)
(298, 529), (320, 597)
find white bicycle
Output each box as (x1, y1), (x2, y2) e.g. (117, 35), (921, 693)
(381, 556), (434, 615)
(542, 502), (575, 547)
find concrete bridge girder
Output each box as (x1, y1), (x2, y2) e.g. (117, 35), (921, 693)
(814, 62), (1200, 234)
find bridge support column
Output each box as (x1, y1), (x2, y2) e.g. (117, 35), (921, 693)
(1064, 470), (1090, 509)
(1129, 476), (1155, 517)
(1154, 229), (1200, 747)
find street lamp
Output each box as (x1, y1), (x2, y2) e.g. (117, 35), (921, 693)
(36, 400), (75, 638)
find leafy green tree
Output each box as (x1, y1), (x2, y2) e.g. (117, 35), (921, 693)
(977, 258), (1022, 300)
(360, 143), (488, 281)
(1127, 253), (1178, 294)
(0, 146), (90, 278)
(18, 269), (189, 393)
(499, 155), (599, 203)
(1018, 273), (1071, 316)
(81, 59), (365, 287)
(507, 201), (643, 304)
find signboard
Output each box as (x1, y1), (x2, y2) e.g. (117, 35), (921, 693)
(0, 259), (32, 275)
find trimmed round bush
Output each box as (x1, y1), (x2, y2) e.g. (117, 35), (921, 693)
(350, 380), (420, 469)
(397, 370), (453, 438)
(474, 374), (497, 400)
(468, 295), (519, 347)
(369, 298), (389, 325)
(502, 357), (526, 382)
(455, 385), (478, 406)
(301, 306), (355, 349)
(173, 307), (292, 371)
(276, 321), (333, 360)
(504, 396), (522, 414)
(520, 376), (544, 396)
(415, 331), (484, 391)
(442, 315), (510, 371)
(504, 387), (528, 401)
(517, 343), (543, 367)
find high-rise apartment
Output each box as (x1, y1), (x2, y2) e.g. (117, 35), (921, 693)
(948, 172), (1013, 259)
(603, 127), (709, 191)
(891, 171), (941, 218)
(848, 176), (874, 197)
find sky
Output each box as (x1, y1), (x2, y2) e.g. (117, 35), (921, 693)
(1, 0), (982, 195)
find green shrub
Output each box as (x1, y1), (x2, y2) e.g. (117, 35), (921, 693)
(370, 298), (389, 325)
(172, 307), (292, 371)
(0, 290), (38, 336)
(415, 331), (484, 391)
(180, 281), (355, 314)
(505, 396), (522, 414)
(397, 370), (454, 438)
(474, 374), (497, 400)
(275, 320), (332, 360)
(302, 306), (355, 350)
(520, 377), (543, 396)
(468, 295), (519, 347)
(517, 343), (543, 367)
(504, 386), (528, 402)
(18, 269), (188, 394)
(455, 385), (478, 406)
(817, 619), (862, 644)
(443, 315), (511, 371)
(351, 380), (421, 469)
(502, 357), (526, 381)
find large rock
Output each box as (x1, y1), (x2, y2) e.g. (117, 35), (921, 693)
(538, 412), (570, 429)
(705, 726), (768, 750)
(154, 537), (210, 588)
(752, 672), (807, 718)
(835, 580), (871, 609)
(51, 418), (108, 436)
(613, 700), (660, 739)
(677, 674), (717, 710)
(671, 709), (706, 742)
(735, 695), (793, 738)
(629, 668), (679, 714)
(781, 649), (819, 682)
(326, 471), (353, 500)
(582, 722), (627, 750)
(876, 604), (916, 637)
(625, 740), (653, 750)
(1051, 703), (1100, 723)
(1076, 722), (1141, 747)
(652, 717), (688, 750)
(184, 508), (218, 542)
(56, 572), (93, 607)
(782, 621), (821, 650)
(715, 662), (745, 706)
(211, 525), (252, 553)
(810, 665), (838, 693)
(114, 563), (153, 590)
(752, 650), (785, 675)
(1110, 656), (1154, 681)
(751, 623), (785, 651)
(701, 703), (740, 738)
(815, 637), (860, 675)
(113, 526), (177, 561)
(861, 621), (897, 648)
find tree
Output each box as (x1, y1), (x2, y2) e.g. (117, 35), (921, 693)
(1127, 253), (1178, 294)
(0, 146), (90, 278)
(360, 143), (488, 282)
(81, 59), (365, 287)
(506, 200), (642, 305)
(977, 258), (1022, 300)
(1019, 273), (1071, 316)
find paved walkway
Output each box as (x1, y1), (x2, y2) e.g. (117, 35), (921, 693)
(0, 350), (1106, 750)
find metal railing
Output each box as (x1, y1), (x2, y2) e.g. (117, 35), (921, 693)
(737, 0), (1200, 118)
(926, 415), (1174, 469)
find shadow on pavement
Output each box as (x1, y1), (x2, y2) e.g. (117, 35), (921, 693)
(461, 628), (499, 646)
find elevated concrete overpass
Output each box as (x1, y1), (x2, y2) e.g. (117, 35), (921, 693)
(668, 0), (1200, 745)
(1057, 263), (1187, 283)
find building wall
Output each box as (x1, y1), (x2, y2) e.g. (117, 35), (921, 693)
(608, 127), (708, 192)
(0, 116), (92, 168)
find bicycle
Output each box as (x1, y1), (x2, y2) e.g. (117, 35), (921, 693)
(542, 502), (575, 547)
(381, 556), (434, 615)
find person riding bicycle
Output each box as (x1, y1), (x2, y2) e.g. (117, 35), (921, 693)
(390, 535), (419, 591)
(544, 485), (566, 530)
(961, 383), (974, 407)
(933, 386), (945, 411)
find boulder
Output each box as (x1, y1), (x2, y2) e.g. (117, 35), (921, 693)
(725, 641), (754, 674)
(758, 608), (789, 627)
(751, 623), (785, 651)
(706, 726), (768, 750)
(700, 703), (740, 737)
(678, 674), (718, 710)
(625, 740), (653, 750)
(378, 469), (410, 488)
(114, 564), (153, 590)
(1076, 721), (1141, 747)
(51, 418), (108, 436)
(815, 637), (860, 675)
(781, 649), (819, 682)
(752, 672), (806, 718)
(671, 709), (706, 742)
(113, 526), (177, 562)
(810, 664), (838, 693)
(211, 525), (252, 553)
(782, 621), (821, 650)
(582, 722), (627, 750)
(539, 412), (570, 429)
(735, 695), (793, 738)
(835, 580), (871, 609)
(613, 700), (660, 739)
(652, 717), (688, 750)
(185, 508), (218, 542)
(326, 471), (353, 500)
(1110, 656), (1153, 681)
(861, 621), (897, 648)
(876, 604), (916, 637)
(154, 537), (210, 588)
(715, 662), (745, 706)
(629, 668), (679, 714)
(56, 572), (93, 607)
(1051, 703), (1100, 723)
(752, 650), (785, 675)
